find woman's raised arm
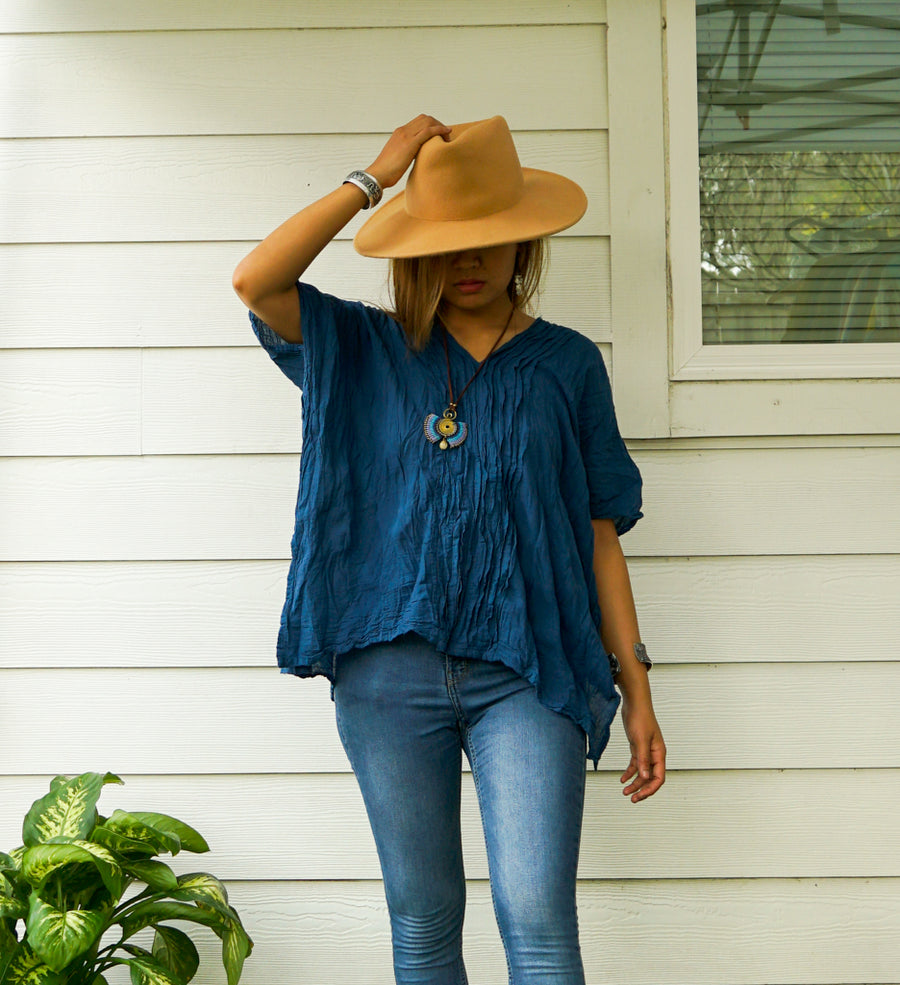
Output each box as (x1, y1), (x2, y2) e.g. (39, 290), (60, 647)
(232, 115), (451, 343)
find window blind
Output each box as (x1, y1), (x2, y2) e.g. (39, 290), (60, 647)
(696, 0), (900, 344)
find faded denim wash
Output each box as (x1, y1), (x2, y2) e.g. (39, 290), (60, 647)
(334, 631), (587, 985)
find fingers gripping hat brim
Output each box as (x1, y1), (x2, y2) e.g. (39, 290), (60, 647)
(354, 167), (587, 258)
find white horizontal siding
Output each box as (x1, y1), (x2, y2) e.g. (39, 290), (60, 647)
(0, 664), (897, 772)
(0, 238), (611, 349)
(0, 26), (607, 137)
(0, 340), (614, 456)
(2, 448), (898, 560)
(2, 4), (898, 983)
(14, 347), (900, 454)
(0, 0), (608, 32)
(161, 879), (900, 985)
(0, 350), (142, 455)
(2, 772), (899, 880)
(0, 133), (609, 243)
(3, 556), (897, 668)
(672, 378), (900, 435)
(0, 871), (889, 984)
(12, 346), (900, 453)
(0, 560), (287, 668)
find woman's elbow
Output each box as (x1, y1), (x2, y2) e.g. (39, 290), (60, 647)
(231, 261), (256, 306)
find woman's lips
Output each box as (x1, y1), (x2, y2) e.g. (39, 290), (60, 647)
(455, 280), (485, 294)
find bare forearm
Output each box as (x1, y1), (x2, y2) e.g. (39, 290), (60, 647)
(233, 115), (451, 308)
(591, 519), (652, 704)
(232, 182), (367, 304)
(591, 518), (666, 799)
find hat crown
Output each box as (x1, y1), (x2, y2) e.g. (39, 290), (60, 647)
(406, 116), (525, 222)
(353, 115), (587, 258)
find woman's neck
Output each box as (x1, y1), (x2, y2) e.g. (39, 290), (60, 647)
(438, 303), (535, 361)
(439, 298), (518, 337)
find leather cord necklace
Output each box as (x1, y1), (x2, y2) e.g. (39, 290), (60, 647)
(423, 305), (516, 450)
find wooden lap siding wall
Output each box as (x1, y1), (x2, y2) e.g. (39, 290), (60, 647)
(1, 2), (898, 983)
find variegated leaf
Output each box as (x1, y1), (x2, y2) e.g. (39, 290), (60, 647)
(69, 842), (116, 866)
(91, 826), (157, 859)
(22, 774), (121, 848)
(0, 892), (27, 921)
(124, 816), (207, 855)
(0, 941), (65, 985)
(174, 904), (233, 943)
(221, 923), (252, 985)
(169, 874), (250, 954)
(118, 901), (221, 942)
(103, 814), (180, 857)
(25, 893), (107, 973)
(152, 926), (199, 984)
(123, 861), (178, 892)
(22, 844), (94, 891)
(170, 874), (228, 909)
(0, 871), (24, 905)
(189, 899), (250, 946)
(0, 920), (19, 965)
(0, 854), (17, 875)
(119, 945), (153, 960)
(119, 953), (185, 985)
(21, 842), (122, 900)
(68, 841), (124, 898)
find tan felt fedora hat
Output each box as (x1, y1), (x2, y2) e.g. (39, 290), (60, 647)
(354, 116), (587, 259)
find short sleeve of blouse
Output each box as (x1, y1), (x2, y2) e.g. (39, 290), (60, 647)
(248, 283), (306, 387)
(577, 344), (643, 535)
(248, 281), (368, 393)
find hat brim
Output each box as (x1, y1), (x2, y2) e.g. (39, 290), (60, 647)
(353, 168), (587, 259)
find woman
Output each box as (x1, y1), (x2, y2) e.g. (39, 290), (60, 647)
(233, 115), (665, 985)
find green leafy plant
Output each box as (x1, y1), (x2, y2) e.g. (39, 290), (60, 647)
(0, 772), (252, 985)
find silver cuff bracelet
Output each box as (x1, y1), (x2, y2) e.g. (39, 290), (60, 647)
(343, 170), (383, 210)
(608, 643), (652, 678)
(634, 642), (652, 670)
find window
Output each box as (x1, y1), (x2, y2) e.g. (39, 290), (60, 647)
(662, 0), (900, 384)
(697, 1), (900, 346)
(605, 0), (900, 436)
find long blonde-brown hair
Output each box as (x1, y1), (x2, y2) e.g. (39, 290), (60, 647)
(388, 240), (548, 352)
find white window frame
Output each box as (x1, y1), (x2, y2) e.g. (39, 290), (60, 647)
(605, 0), (671, 438)
(606, 0), (900, 437)
(668, 0), (900, 382)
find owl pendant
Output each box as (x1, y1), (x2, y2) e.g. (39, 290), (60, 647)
(424, 411), (468, 450)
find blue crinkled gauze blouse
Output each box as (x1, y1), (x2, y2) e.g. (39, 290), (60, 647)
(251, 282), (643, 765)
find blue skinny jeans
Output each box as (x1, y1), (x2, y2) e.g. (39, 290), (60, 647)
(333, 630), (587, 985)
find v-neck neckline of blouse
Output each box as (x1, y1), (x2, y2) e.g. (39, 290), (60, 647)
(442, 316), (544, 366)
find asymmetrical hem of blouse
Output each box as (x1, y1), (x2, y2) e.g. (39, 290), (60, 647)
(250, 281), (643, 767)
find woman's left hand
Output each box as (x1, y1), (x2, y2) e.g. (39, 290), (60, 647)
(620, 699), (666, 802)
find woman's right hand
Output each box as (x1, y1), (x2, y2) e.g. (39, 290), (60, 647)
(366, 115), (452, 189)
